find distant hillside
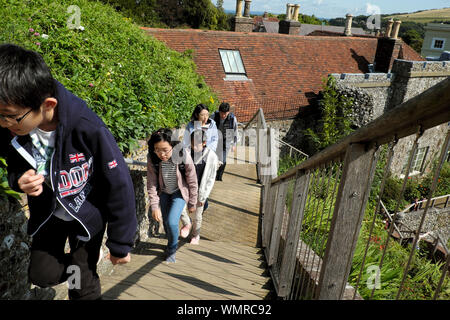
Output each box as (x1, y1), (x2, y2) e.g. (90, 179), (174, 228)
(385, 7), (450, 23)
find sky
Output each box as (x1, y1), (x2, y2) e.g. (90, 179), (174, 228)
(221, 0), (450, 19)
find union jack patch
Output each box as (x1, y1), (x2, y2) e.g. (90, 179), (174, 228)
(69, 153), (85, 163)
(108, 160), (118, 169)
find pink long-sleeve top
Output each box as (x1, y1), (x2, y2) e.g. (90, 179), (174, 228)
(146, 151), (198, 212)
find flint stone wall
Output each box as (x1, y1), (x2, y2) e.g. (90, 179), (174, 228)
(332, 60), (450, 178)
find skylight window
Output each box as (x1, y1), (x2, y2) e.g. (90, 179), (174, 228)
(219, 49), (246, 75)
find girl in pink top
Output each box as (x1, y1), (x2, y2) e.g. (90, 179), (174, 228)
(147, 128), (198, 263)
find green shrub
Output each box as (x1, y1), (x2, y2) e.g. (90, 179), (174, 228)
(100, 0), (230, 30)
(277, 153), (306, 176)
(349, 210), (450, 300)
(1, 0), (218, 154)
(0, 157), (21, 201)
(304, 76), (355, 154)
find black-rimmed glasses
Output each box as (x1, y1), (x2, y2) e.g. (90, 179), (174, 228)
(0, 108), (33, 124)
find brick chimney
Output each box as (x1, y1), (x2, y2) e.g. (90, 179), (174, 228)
(232, 0), (253, 32)
(374, 19), (403, 72)
(344, 14), (353, 36)
(279, 3), (301, 35)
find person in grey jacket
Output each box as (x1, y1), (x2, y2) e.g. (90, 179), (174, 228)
(188, 130), (219, 244)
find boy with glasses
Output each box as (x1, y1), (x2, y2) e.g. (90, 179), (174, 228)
(0, 44), (137, 300)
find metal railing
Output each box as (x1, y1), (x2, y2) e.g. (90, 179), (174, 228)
(400, 194), (450, 213)
(246, 78), (450, 300)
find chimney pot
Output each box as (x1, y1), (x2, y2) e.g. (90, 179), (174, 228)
(344, 13), (353, 36)
(235, 0), (244, 17)
(286, 3), (293, 20)
(385, 18), (394, 38)
(293, 4), (301, 22)
(391, 20), (402, 39)
(243, 0), (252, 17)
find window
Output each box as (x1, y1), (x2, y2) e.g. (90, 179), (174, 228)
(431, 38), (445, 49)
(411, 147), (428, 172)
(219, 49), (246, 75)
(402, 146), (429, 176)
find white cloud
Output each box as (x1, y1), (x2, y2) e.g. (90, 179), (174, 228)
(315, 0), (324, 5)
(366, 3), (381, 15)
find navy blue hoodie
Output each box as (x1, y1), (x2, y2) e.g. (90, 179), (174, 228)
(6, 81), (137, 258)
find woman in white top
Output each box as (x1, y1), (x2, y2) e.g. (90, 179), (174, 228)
(182, 104), (218, 152)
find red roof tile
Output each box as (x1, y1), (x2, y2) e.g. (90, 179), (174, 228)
(141, 28), (425, 121)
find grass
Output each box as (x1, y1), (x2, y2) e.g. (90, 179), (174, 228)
(385, 8), (450, 23)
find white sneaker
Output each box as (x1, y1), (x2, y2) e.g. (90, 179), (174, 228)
(180, 224), (192, 238)
(190, 235), (200, 245)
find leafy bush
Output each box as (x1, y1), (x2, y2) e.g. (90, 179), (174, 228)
(304, 76), (355, 154)
(1, 0), (218, 154)
(349, 210), (450, 300)
(277, 153), (306, 176)
(0, 157), (21, 201)
(100, 0), (230, 30)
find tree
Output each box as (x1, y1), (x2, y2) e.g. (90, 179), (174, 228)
(401, 29), (424, 53)
(216, 0), (224, 11)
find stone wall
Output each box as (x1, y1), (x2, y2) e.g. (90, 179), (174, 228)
(396, 207), (450, 251)
(0, 198), (31, 299)
(331, 72), (393, 120)
(328, 60), (450, 178)
(265, 119), (294, 141)
(387, 60), (450, 177)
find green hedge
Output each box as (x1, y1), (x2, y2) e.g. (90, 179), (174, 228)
(1, 0), (218, 153)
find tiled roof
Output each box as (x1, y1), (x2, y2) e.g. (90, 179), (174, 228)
(142, 28), (425, 121)
(257, 22), (368, 36)
(301, 24), (367, 36)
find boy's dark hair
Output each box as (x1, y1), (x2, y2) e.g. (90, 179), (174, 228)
(190, 129), (207, 144)
(0, 44), (56, 110)
(190, 103), (209, 122)
(218, 102), (230, 113)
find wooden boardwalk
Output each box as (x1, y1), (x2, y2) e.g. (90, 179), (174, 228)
(99, 146), (274, 300)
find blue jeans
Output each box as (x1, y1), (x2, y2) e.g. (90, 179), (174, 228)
(159, 190), (186, 255)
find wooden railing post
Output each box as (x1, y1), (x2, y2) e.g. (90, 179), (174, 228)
(278, 170), (311, 297)
(317, 143), (377, 300)
(267, 181), (288, 266)
(262, 184), (278, 249)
